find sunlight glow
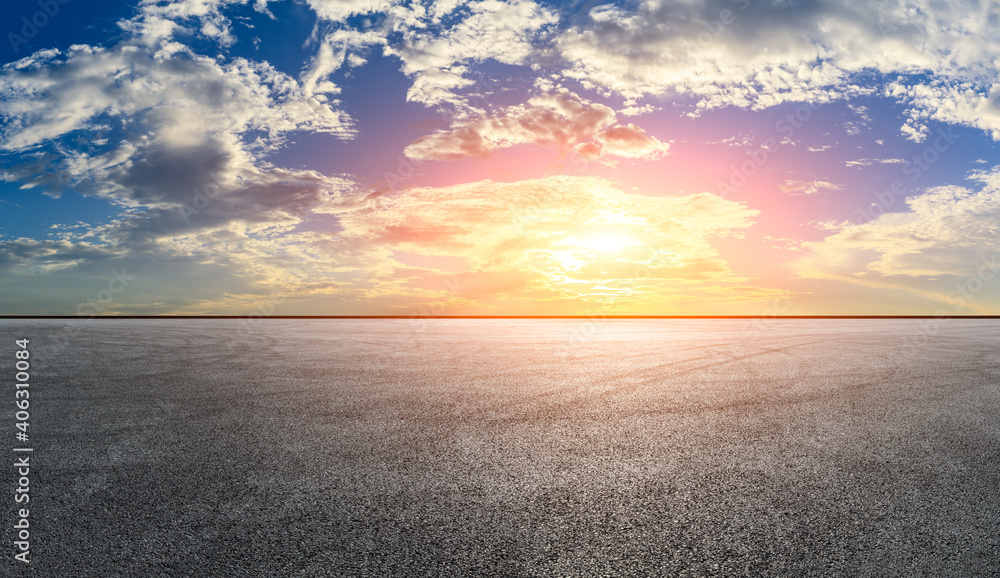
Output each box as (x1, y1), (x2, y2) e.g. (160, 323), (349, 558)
(563, 232), (638, 254)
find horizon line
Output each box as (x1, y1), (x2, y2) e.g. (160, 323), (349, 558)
(1, 315), (999, 320)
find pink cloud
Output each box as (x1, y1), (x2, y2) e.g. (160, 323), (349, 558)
(404, 89), (670, 161)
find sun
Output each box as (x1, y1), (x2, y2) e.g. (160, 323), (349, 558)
(563, 231), (639, 254)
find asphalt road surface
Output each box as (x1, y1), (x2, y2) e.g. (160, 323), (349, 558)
(1, 319), (999, 576)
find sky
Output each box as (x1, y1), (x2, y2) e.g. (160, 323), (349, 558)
(1, 0), (999, 316)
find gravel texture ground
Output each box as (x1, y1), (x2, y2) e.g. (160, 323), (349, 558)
(1, 318), (999, 576)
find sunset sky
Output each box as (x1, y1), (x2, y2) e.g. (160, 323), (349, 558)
(1, 0), (999, 315)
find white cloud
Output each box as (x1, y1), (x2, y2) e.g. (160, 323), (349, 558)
(845, 157), (906, 168)
(779, 180), (841, 196)
(0, 25), (366, 313)
(383, 0), (557, 109)
(796, 167), (1000, 308)
(403, 88), (669, 161)
(289, 0), (1000, 151)
(888, 81), (1000, 142)
(557, 0), (861, 108)
(619, 103), (658, 117)
(126, 0), (264, 46)
(120, 1), (1000, 149)
(555, 0), (1000, 129)
(300, 28), (386, 98)
(305, 0), (399, 22)
(0, 43), (353, 152)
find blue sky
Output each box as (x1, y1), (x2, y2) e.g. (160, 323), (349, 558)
(2, 0), (1000, 315)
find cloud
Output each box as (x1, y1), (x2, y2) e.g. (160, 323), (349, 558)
(335, 175), (765, 309)
(554, 0), (1000, 132)
(0, 43), (353, 153)
(131, 0), (1000, 149)
(0, 24), (366, 313)
(795, 166), (1000, 309)
(403, 88), (669, 161)
(305, 0), (400, 22)
(301, 28), (386, 98)
(557, 0), (864, 108)
(294, 0), (558, 114)
(845, 157), (906, 168)
(382, 0), (557, 108)
(296, 0), (1000, 152)
(6, 0), (998, 316)
(779, 180), (841, 196)
(0, 138), (361, 312)
(124, 0), (275, 46)
(0, 32), (357, 225)
(887, 81), (1000, 143)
